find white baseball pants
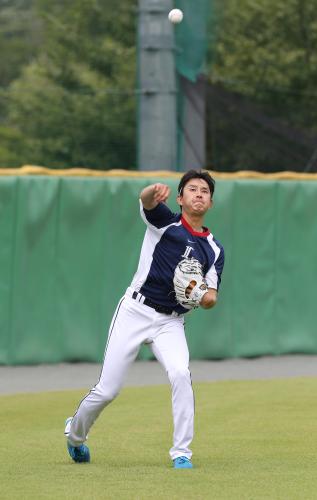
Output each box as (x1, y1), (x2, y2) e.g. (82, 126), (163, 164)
(68, 291), (194, 460)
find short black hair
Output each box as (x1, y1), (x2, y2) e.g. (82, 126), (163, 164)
(178, 169), (215, 198)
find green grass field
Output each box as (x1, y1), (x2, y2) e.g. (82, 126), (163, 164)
(2, 377), (317, 499)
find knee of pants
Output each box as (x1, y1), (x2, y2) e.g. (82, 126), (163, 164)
(168, 366), (191, 386)
(94, 383), (120, 404)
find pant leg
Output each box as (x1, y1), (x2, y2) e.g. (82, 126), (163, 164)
(68, 297), (152, 446)
(150, 316), (194, 460)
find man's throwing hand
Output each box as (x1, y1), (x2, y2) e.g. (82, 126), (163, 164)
(153, 183), (171, 204)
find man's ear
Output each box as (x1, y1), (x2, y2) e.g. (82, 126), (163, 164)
(176, 195), (182, 207)
(209, 198), (213, 209)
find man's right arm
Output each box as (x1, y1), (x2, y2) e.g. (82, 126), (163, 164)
(140, 183), (171, 210)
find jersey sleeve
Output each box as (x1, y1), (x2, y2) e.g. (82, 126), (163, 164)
(205, 244), (225, 291)
(140, 200), (179, 230)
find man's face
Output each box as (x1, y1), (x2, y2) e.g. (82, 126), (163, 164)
(177, 178), (212, 215)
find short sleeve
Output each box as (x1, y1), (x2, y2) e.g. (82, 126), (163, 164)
(140, 200), (180, 230)
(205, 245), (225, 291)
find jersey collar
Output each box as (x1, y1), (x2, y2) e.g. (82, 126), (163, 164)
(181, 215), (210, 237)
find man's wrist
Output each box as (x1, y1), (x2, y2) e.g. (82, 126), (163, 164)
(200, 289), (217, 309)
(188, 283), (208, 304)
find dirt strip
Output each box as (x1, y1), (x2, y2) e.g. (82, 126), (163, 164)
(1, 355), (317, 395)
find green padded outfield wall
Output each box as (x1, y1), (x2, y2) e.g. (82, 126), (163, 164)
(0, 174), (317, 365)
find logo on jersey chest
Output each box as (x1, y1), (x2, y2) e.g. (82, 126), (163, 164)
(181, 245), (194, 258)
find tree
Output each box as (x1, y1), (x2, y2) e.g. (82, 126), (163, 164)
(0, 0), (41, 87)
(0, 0), (137, 169)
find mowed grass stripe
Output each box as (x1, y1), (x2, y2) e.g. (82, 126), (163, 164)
(1, 378), (317, 500)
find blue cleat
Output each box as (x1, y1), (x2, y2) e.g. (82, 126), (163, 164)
(65, 417), (90, 463)
(67, 441), (90, 463)
(173, 456), (193, 469)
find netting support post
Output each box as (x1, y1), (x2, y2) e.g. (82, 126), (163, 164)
(137, 0), (177, 171)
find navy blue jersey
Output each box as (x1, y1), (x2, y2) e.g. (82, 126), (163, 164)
(129, 201), (225, 314)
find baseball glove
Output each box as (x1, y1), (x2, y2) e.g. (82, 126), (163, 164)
(173, 257), (208, 309)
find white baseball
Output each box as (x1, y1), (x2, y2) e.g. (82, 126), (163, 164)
(168, 8), (183, 24)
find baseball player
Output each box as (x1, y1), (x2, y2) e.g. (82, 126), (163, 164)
(64, 169), (225, 469)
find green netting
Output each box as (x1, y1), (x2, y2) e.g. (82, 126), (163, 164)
(175, 0), (212, 82)
(173, 0), (213, 170)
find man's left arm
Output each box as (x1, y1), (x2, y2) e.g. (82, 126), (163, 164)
(185, 282), (217, 309)
(201, 244), (224, 309)
(174, 246), (224, 310)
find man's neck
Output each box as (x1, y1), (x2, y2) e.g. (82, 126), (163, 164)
(182, 213), (204, 232)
